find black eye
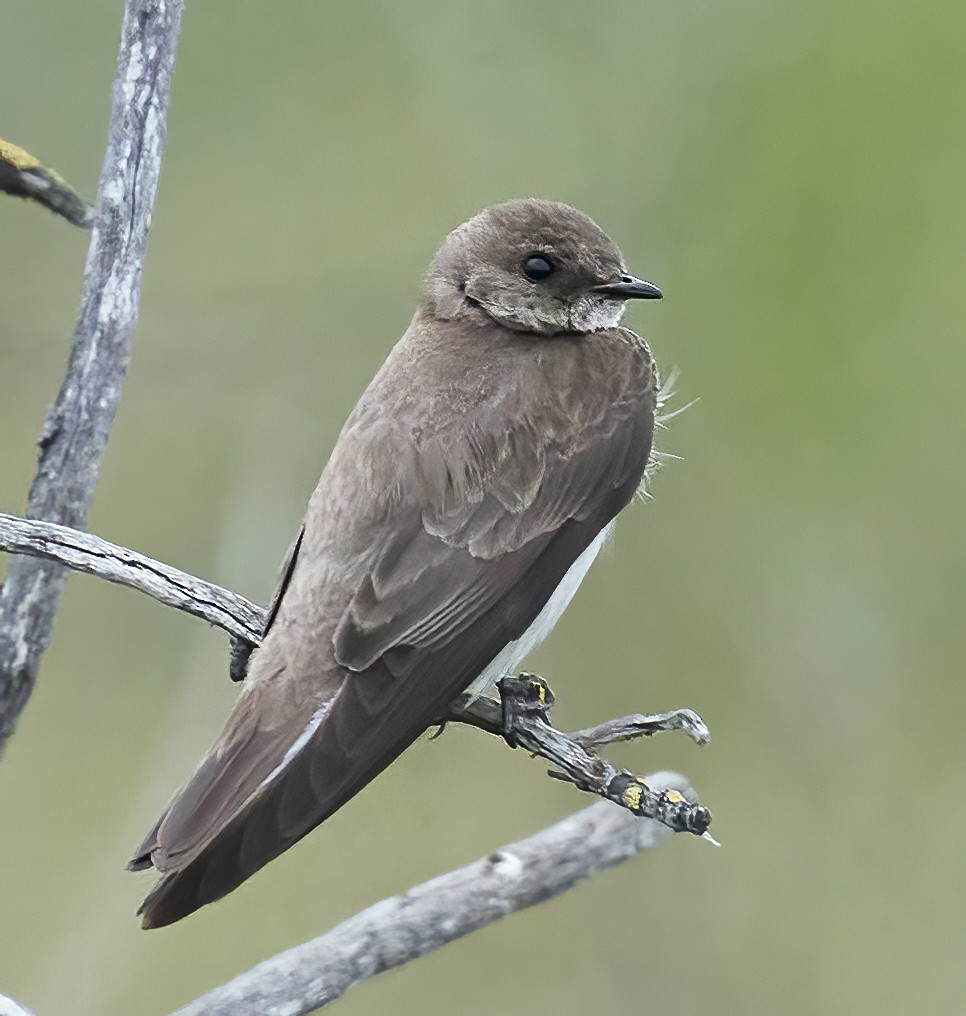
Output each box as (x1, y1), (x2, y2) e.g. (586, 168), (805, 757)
(522, 254), (554, 282)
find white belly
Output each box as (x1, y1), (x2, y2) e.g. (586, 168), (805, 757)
(465, 521), (614, 699)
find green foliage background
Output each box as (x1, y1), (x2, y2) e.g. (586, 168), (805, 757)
(2, 2), (964, 1013)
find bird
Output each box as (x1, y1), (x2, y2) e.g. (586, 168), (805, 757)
(129, 198), (664, 928)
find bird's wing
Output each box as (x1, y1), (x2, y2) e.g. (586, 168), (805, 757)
(264, 525), (305, 637)
(135, 329), (656, 927)
(229, 525), (304, 682)
(326, 328), (656, 669)
(333, 408), (650, 674)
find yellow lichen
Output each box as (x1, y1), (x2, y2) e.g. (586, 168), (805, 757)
(622, 784), (643, 810)
(0, 138), (43, 171)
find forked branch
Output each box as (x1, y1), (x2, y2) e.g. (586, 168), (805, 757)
(1, 4), (711, 1013)
(172, 776), (700, 1016)
(0, 0), (186, 753)
(0, 511), (712, 836)
(448, 676), (711, 835)
(0, 512), (715, 1015)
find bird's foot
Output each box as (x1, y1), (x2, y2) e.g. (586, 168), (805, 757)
(498, 673), (555, 748)
(441, 673), (713, 838)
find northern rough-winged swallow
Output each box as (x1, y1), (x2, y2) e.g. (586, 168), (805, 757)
(130, 198), (664, 928)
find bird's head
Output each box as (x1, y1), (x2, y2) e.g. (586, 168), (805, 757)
(425, 198), (661, 335)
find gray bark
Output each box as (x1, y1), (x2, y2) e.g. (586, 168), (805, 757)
(449, 674), (711, 835)
(171, 783), (695, 1016)
(0, 511), (712, 1016)
(0, 511), (712, 835)
(0, 0), (185, 753)
(0, 512), (263, 644)
(0, 11), (712, 1014)
(0, 138), (94, 227)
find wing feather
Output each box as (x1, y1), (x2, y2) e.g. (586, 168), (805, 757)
(135, 322), (658, 927)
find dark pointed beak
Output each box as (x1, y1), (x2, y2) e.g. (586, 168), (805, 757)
(593, 274), (663, 300)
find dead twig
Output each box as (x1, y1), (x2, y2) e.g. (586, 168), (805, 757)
(446, 675), (712, 836)
(0, 0), (185, 754)
(170, 777), (701, 1016)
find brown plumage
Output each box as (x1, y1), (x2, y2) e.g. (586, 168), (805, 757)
(130, 199), (662, 928)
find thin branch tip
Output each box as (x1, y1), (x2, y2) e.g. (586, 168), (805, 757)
(1, 5), (717, 1016)
(0, 0), (186, 750)
(448, 673), (712, 838)
(171, 789), (694, 1015)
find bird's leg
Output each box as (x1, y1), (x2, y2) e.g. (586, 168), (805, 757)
(441, 672), (713, 838)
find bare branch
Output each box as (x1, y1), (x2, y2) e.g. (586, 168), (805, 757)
(0, 512), (712, 836)
(0, 0), (185, 752)
(446, 675), (712, 836)
(570, 706), (712, 749)
(0, 11), (714, 1016)
(0, 511), (714, 1016)
(0, 508), (713, 841)
(0, 137), (93, 227)
(171, 778), (699, 1016)
(0, 513), (263, 643)
(445, 686), (711, 749)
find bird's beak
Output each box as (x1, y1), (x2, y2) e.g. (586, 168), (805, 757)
(593, 274), (663, 300)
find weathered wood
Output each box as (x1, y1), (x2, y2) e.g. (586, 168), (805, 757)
(0, 510), (713, 1015)
(0, 137), (93, 227)
(0, 513), (263, 643)
(171, 783), (697, 1016)
(0, 8), (713, 1016)
(449, 675), (712, 836)
(0, 511), (711, 835)
(0, 0), (185, 752)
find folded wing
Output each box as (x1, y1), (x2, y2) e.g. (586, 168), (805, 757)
(134, 327), (656, 927)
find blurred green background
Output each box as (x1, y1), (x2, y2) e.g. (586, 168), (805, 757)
(2, 1), (964, 1013)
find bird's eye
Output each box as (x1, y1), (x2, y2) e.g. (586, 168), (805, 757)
(522, 254), (554, 282)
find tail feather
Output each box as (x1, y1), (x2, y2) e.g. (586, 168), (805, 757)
(138, 816), (259, 929)
(128, 811), (166, 872)
(134, 657), (450, 927)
